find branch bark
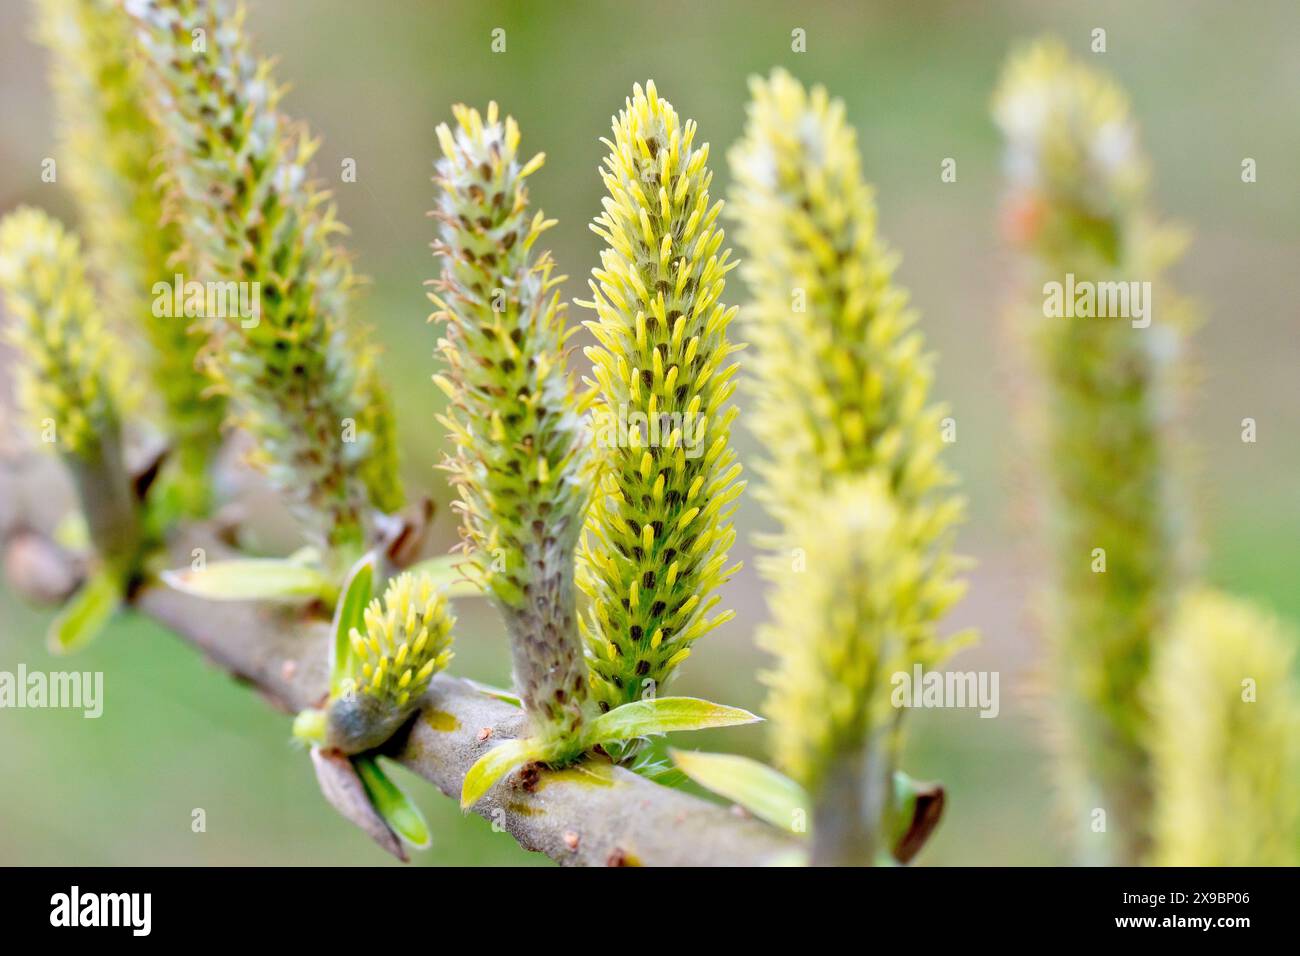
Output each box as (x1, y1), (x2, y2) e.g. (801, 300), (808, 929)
(7, 520), (800, 867)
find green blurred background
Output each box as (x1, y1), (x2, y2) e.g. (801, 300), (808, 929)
(1, 0), (1296, 865)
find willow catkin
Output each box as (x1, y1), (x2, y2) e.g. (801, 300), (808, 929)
(36, 0), (223, 514)
(729, 70), (967, 861)
(429, 104), (591, 743)
(127, 0), (401, 560)
(993, 38), (1194, 863)
(579, 81), (744, 726)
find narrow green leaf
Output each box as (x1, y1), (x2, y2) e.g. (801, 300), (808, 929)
(670, 749), (809, 833)
(464, 678), (523, 708)
(47, 566), (122, 655)
(329, 552), (375, 697)
(160, 558), (332, 602)
(460, 737), (550, 809)
(354, 755), (430, 849)
(403, 553), (482, 598)
(585, 697), (760, 747)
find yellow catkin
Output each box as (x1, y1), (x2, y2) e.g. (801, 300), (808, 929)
(729, 70), (968, 860)
(36, 0), (224, 515)
(0, 208), (124, 460)
(1149, 590), (1300, 866)
(0, 207), (140, 565)
(579, 81), (744, 728)
(349, 572), (455, 709)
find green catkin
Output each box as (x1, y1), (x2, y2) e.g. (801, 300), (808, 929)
(729, 71), (968, 863)
(761, 478), (964, 865)
(728, 70), (959, 523)
(1149, 591), (1300, 865)
(579, 81), (744, 723)
(324, 571), (456, 755)
(125, 0), (401, 561)
(36, 0), (222, 516)
(429, 104), (591, 743)
(0, 208), (139, 565)
(993, 38), (1193, 863)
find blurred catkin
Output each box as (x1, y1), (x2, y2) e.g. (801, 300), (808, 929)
(0, 208), (139, 566)
(579, 81), (744, 725)
(728, 69), (959, 526)
(760, 477), (964, 864)
(35, 0), (222, 516)
(126, 0), (401, 561)
(729, 70), (967, 862)
(324, 571), (456, 755)
(429, 104), (591, 743)
(1149, 590), (1300, 865)
(993, 38), (1194, 863)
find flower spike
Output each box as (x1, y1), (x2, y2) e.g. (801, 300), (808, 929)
(1149, 590), (1300, 866)
(724, 70), (969, 863)
(0, 207), (140, 568)
(126, 0), (402, 562)
(429, 102), (592, 744)
(579, 81), (744, 730)
(36, 0), (223, 516)
(303, 571), (456, 756)
(993, 38), (1194, 863)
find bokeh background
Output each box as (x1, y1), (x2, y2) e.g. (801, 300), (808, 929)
(1, 0), (1296, 865)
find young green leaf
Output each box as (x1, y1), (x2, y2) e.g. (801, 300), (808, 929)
(355, 755), (431, 849)
(585, 697), (760, 747)
(330, 552), (376, 697)
(47, 566), (122, 655)
(670, 749), (808, 833)
(464, 679), (523, 709)
(160, 558), (333, 603)
(460, 738), (553, 809)
(672, 749), (946, 864)
(459, 699), (759, 809)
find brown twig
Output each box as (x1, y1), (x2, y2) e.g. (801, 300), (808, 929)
(5, 520), (798, 867)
